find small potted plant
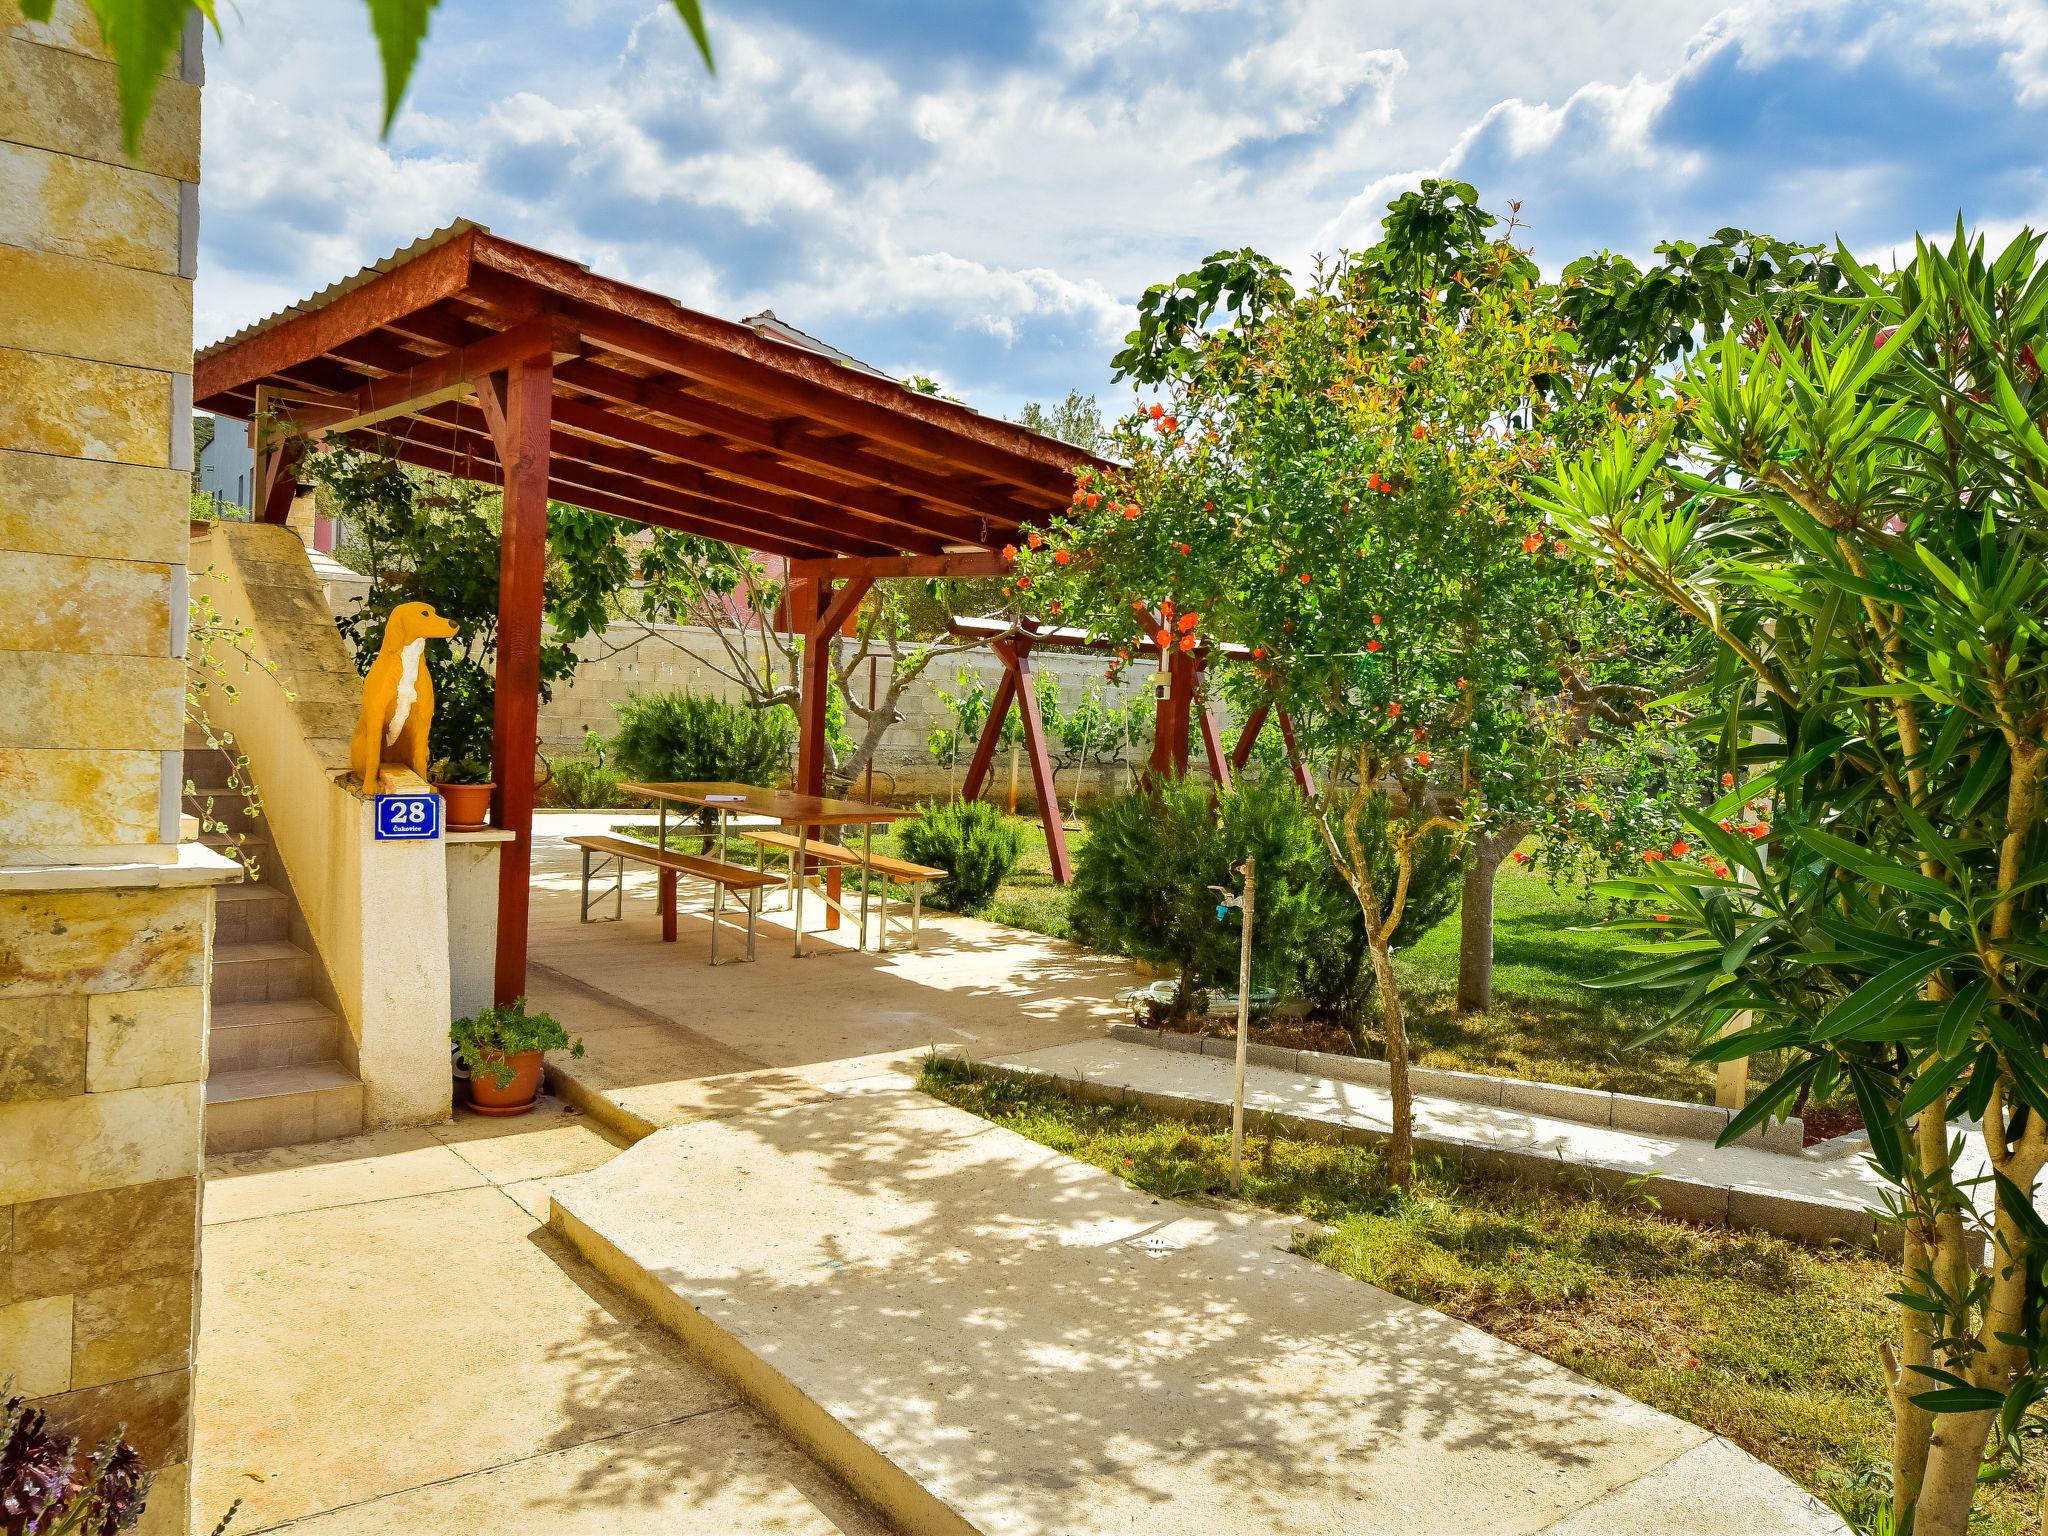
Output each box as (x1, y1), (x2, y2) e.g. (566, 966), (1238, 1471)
(430, 755), (495, 831)
(450, 997), (583, 1115)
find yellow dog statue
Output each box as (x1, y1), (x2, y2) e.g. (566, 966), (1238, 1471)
(349, 601), (459, 793)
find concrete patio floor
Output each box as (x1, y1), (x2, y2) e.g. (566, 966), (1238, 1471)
(193, 1098), (892, 1535)
(193, 816), (1850, 1535)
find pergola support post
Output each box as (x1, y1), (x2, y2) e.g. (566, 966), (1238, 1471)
(486, 354), (555, 1005)
(1148, 648), (1197, 779)
(1196, 658), (1231, 790)
(791, 572), (872, 929)
(992, 634), (1071, 884)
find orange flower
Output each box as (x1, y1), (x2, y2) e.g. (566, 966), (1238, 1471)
(1522, 532), (1544, 554)
(1416, 751), (1433, 766)
(1511, 850), (1531, 865)
(1671, 840), (1690, 857)
(1412, 423), (1427, 440)
(1086, 493), (1101, 509)
(1156, 628), (1172, 646)
(1001, 544), (1018, 561)
(1252, 647), (1265, 659)
(1654, 914), (1671, 923)
(1387, 701), (1401, 717)
(1053, 549), (1071, 565)
(1372, 614), (1382, 625)
(1367, 472), (1382, 491)
(1027, 532), (1043, 549)
(1148, 402), (1164, 420)
(1177, 542), (1191, 555)
(1161, 415), (1178, 432)
(1161, 599), (1175, 617)
(1750, 821), (1771, 839)
(1299, 572), (1311, 584)
(1016, 576), (1031, 590)
(1722, 772), (1736, 787)
(1124, 505), (1141, 520)
(1178, 612), (1199, 632)
(1178, 636), (1195, 652)
(1367, 639), (1383, 652)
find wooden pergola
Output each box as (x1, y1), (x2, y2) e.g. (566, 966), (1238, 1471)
(194, 220), (1106, 1002)
(943, 616), (1314, 882)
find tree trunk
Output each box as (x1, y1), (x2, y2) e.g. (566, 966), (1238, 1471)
(1456, 824), (1528, 1013)
(1363, 926), (1413, 1188)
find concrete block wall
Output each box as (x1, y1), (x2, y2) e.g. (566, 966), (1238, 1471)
(0, 7), (225, 1533)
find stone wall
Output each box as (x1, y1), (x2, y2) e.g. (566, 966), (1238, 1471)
(0, 7), (227, 1533)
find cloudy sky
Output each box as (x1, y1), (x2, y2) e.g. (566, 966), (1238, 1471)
(196, 0), (2048, 420)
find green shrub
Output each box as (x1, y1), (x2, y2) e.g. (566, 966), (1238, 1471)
(537, 755), (626, 809)
(610, 692), (793, 785)
(450, 996), (583, 1088)
(898, 800), (1025, 912)
(1069, 775), (1328, 1022)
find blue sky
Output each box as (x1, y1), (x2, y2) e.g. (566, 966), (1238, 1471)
(196, 0), (2048, 421)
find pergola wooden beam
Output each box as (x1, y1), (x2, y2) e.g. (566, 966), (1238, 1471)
(786, 552), (1009, 581)
(291, 314), (579, 440)
(956, 627), (1072, 883)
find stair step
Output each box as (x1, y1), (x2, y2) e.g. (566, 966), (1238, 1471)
(205, 1062), (364, 1154)
(213, 882), (289, 942)
(209, 996), (342, 1073)
(211, 939), (314, 1004)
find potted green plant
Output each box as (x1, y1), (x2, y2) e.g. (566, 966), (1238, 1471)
(450, 997), (583, 1115)
(430, 755), (495, 831)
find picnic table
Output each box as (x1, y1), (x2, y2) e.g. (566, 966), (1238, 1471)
(617, 782), (932, 957)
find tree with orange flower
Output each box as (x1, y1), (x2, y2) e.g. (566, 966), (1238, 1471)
(1010, 187), (1685, 1185)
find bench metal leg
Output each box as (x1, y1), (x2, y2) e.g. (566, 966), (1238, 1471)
(911, 887), (923, 952)
(709, 877), (721, 966)
(580, 849), (624, 923)
(746, 888), (759, 961)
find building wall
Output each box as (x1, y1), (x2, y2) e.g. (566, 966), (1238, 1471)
(0, 7), (226, 1533)
(192, 412), (252, 515)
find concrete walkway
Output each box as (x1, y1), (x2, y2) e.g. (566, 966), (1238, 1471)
(991, 1038), (1900, 1232)
(549, 1070), (1845, 1536)
(193, 1099), (889, 1535)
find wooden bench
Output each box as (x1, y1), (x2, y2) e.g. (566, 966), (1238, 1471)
(738, 828), (947, 952)
(566, 834), (778, 964)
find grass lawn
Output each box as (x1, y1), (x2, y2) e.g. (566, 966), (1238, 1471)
(918, 1056), (2035, 1535)
(617, 809), (1712, 1103)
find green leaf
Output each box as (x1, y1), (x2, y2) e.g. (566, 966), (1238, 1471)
(364, 0), (440, 136)
(1847, 1061), (1903, 1178)
(18, 0), (57, 17)
(1934, 978), (1990, 1060)
(1911, 1385), (2007, 1414)
(1815, 949), (1950, 1041)
(667, 0), (715, 68)
(86, 0), (192, 158)
(1796, 827), (1953, 900)
(1720, 1060), (1816, 1148)
(1899, 1047), (1973, 1118)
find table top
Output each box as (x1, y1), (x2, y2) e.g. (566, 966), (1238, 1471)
(620, 781), (915, 826)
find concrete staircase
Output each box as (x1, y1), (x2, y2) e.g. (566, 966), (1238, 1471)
(189, 734), (366, 1153)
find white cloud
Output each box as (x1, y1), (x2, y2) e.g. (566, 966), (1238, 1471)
(194, 0), (2048, 414)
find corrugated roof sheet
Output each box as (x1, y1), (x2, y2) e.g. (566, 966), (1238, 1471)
(196, 219), (484, 360)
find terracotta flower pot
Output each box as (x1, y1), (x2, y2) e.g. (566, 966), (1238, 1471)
(466, 1048), (544, 1115)
(435, 781), (494, 831)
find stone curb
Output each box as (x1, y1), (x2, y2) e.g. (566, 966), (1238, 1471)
(1106, 1022), (1807, 1156)
(986, 1059), (1888, 1254)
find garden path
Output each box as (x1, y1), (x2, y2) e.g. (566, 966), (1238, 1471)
(547, 1067), (1847, 1535)
(985, 1036), (1999, 1242)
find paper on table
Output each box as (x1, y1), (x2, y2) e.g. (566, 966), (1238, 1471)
(703, 793), (749, 802)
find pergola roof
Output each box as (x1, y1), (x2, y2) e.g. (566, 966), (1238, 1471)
(193, 220), (1106, 563)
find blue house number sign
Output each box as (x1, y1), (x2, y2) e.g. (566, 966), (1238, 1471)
(375, 792), (442, 841)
